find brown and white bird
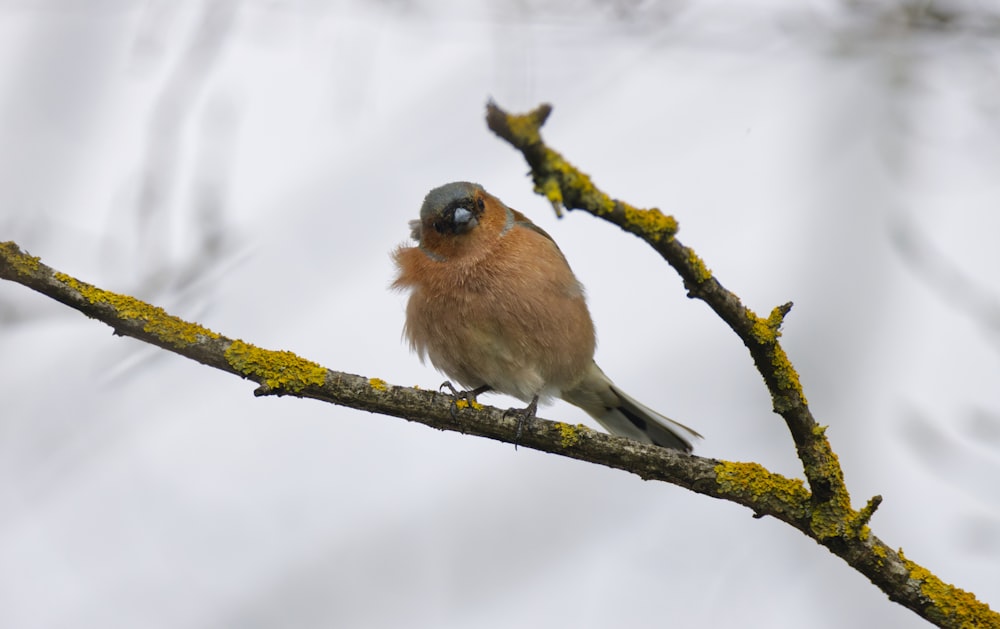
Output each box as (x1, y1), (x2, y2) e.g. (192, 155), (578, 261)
(392, 181), (701, 452)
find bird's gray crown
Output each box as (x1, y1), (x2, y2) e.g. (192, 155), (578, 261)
(420, 182), (483, 219)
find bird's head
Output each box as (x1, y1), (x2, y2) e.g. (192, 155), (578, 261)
(420, 181), (486, 234)
(410, 182), (503, 261)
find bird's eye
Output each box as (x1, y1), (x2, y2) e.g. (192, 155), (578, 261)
(432, 203), (479, 235)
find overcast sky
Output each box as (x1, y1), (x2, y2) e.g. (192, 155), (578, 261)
(1, 2), (998, 627)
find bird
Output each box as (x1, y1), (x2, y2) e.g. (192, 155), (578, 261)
(392, 181), (701, 452)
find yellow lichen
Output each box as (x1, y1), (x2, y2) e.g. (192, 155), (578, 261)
(809, 501), (849, 540)
(554, 422), (583, 448)
(530, 146), (679, 244)
(447, 386), (484, 411)
(746, 308), (807, 406)
(766, 305), (785, 331)
(369, 378), (388, 392)
(538, 177), (564, 209)
(848, 496), (882, 541)
(504, 109), (545, 146)
(537, 150), (615, 215)
(715, 461), (810, 507)
(0, 241), (41, 275)
(804, 439), (854, 540)
(770, 345), (807, 404)
(621, 204), (678, 241)
(900, 551), (997, 627)
(54, 272), (220, 348)
(716, 460), (858, 541)
(225, 340), (326, 393)
(808, 426), (846, 490)
(748, 307), (782, 344)
(686, 248), (712, 283)
(453, 398), (484, 411)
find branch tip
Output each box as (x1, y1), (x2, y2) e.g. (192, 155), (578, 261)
(486, 101), (552, 149)
(855, 494), (883, 529)
(253, 384), (274, 397)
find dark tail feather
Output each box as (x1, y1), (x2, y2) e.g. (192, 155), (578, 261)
(612, 384), (700, 452)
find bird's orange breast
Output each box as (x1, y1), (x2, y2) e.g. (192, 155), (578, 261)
(393, 219), (596, 399)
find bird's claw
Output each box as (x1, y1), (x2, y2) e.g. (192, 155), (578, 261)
(439, 381), (490, 419)
(503, 395), (539, 449)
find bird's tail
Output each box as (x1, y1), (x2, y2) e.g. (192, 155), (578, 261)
(561, 363), (702, 452)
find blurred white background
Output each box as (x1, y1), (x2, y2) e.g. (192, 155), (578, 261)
(1, 1), (998, 627)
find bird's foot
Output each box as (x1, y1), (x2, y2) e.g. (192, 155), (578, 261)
(439, 382), (491, 419)
(503, 395), (539, 449)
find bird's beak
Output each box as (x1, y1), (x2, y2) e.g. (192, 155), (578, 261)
(452, 207), (478, 232)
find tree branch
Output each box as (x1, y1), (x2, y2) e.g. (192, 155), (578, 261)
(484, 102), (996, 628)
(1, 101), (995, 627)
(0, 239), (809, 516)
